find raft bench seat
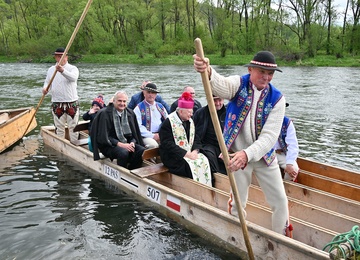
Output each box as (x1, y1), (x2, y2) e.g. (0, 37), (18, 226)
(71, 121), (90, 146)
(71, 138), (89, 146)
(131, 148), (168, 178)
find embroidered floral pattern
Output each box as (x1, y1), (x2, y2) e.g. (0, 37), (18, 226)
(138, 101), (167, 131)
(223, 74), (282, 166)
(52, 101), (78, 119)
(169, 113), (212, 187)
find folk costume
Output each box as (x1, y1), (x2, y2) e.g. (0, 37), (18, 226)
(90, 103), (145, 170)
(159, 92), (212, 187)
(208, 51), (290, 235)
(275, 115), (299, 181)
(128, 92), (171, 113)
(133, 83), (168, 149)
(43, 47), (79, 142)
(128, 81), (171, 113)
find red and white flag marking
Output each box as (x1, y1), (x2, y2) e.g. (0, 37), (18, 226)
(166, 194), (181, 212)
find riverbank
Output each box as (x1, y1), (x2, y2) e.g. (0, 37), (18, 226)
(1, 53), (360, 67)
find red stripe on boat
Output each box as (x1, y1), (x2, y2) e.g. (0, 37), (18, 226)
(166, 195), (181, 212)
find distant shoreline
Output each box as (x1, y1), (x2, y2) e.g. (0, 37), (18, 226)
(1, 53), (360, 67)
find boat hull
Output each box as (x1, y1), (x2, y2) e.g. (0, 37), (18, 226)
(0, 107), (37, 153)
(41, 125), (360, 259)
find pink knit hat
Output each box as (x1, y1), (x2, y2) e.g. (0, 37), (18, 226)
(178, 92), (194, 109)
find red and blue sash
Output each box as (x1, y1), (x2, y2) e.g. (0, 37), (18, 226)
(138, 101), (167, 131)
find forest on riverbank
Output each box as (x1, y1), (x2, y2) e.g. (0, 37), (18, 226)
(1, 0), (360, 66)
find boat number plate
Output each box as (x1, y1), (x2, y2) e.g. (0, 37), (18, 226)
(146, 186), (161, 204)
(103, 165), (120, 181)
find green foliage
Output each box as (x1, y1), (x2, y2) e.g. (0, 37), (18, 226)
(0, 0), (360, 62)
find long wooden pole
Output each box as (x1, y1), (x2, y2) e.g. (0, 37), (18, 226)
(194, 38), (255, 260)
(23, 0), (93, 137)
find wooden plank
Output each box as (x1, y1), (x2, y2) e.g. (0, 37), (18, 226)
(73, 121), (89, 132)
(214, 172), (230, 191)
(71, 138), (89, 146)
(131, 163), (168, 178)
(284, 181), (360, 219)
(216, 172), (360, 224)
(298, 157), (360, 186)
(250, 168), (360, 202)
(249, 185), (360, 234)
(297, 170), (360, 201)
(246, 201), (337, 250)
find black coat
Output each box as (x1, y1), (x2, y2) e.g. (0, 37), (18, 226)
(193, 104), (227, 174)
(90, 104), (144, 161)
(193, 104), (226, 145)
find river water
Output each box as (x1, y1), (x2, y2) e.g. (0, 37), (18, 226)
(0, 62), (359, 260)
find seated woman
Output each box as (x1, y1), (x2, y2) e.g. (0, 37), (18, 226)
(159, 92), (212, 187)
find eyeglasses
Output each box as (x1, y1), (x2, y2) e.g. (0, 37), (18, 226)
(190, 92), (195, 95)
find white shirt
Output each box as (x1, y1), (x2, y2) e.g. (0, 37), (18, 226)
(274, 120), (299, 165)
(43, 62), (79, 102)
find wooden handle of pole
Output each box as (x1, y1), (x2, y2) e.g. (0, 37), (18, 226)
(194, 38), (255, 260)
(23, 0), (93, 137)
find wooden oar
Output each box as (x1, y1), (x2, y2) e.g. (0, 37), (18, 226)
(194, 38), (255, 260)
(22, 0), (93, 137)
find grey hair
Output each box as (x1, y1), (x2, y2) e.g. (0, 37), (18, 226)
(114, 90), (128, 99)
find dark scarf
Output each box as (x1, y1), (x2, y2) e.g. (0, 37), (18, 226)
(113, 108), (131, 143)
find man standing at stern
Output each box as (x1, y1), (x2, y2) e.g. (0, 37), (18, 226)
(193, 51), (291, 236)
(42, 47), (80, 143)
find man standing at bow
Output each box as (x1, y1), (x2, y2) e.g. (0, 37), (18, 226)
(193, 51), (290, 236)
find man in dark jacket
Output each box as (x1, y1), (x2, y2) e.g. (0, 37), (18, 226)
(90, 90), (145, 169)
(128, 80), (170, 113)
(193, 95), (227, 174)
(170, 86), (202, 115)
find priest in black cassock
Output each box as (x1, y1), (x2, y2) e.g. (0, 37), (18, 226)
(159, 91), (212, 187)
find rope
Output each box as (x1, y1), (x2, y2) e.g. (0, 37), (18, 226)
(323, 225), (360, 259)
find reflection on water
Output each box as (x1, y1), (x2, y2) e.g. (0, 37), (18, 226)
(0, 63), (359, 259)
(1, 145), (237, 259)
